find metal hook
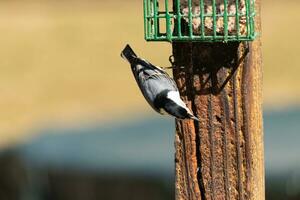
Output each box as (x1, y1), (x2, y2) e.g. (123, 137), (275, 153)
(162, 55), (176, 69)
(169, 55), (175, 66)
(161, 54), (187, 70)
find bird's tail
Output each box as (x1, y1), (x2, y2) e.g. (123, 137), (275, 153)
(121, 44), (137, 64)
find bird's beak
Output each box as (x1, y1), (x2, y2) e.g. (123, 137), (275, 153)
(190, 115), (199, 121)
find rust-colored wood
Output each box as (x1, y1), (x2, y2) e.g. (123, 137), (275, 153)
(173, 1), (264, 200)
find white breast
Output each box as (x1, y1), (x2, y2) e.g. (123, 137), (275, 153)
(166, 91), (193, 115)
(167, 91), (187, 108)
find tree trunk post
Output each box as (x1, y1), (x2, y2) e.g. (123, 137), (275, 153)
(172, 1), (264, 200)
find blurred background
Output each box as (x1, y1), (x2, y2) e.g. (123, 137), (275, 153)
(0, 0), (299, 199)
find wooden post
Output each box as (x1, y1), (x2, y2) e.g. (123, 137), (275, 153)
(172, 1), (264, 200)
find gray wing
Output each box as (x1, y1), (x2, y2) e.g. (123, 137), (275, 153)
(134, 63), (178, 107)
(143, 73), (178, 98)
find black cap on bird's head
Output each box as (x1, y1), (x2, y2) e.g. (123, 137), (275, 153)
(121, 44), (137, 63)
(168, 103), (199, 121)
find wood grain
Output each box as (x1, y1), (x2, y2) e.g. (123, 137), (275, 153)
(172, 1), (263, 199)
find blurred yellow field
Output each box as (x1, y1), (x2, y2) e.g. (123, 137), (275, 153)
(0, 0), (299, 147)
(262, 1), (300, 107)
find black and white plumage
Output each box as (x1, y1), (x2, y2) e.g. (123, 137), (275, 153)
(121, 44), (198, 121)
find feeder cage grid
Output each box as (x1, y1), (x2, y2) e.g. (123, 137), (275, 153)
(144, 0), (257, 42)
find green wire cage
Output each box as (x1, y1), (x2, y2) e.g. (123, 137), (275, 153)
(143, 0), (257, 42)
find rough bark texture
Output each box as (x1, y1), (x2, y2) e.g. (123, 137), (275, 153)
(173, 1), (264, 200)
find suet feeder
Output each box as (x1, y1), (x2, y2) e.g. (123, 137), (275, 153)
(143, 0), (257, 42)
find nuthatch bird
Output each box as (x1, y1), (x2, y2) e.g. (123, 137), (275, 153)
(121, 44), (198, 121)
